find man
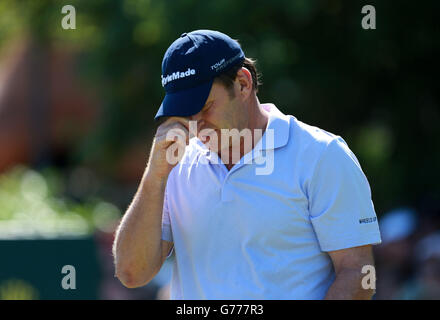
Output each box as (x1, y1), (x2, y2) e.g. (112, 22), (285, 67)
(113, 30), (382, 299)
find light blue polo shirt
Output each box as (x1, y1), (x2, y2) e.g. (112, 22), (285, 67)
(161, 104), (381, 299)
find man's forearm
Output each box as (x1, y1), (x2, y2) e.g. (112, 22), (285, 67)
(113, 168), (168, 286)
(324, 268), (374, 300)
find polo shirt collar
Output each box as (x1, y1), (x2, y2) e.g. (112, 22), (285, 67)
(260, 103), (290, 150)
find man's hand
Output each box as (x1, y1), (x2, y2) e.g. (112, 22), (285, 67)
(148, 117), (199, 179)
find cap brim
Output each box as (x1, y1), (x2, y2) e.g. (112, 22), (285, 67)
(154, 79), (214, 120)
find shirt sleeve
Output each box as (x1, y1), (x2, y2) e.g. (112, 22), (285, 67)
(308, 136), (382, 252)
(161, 185), (173, 243)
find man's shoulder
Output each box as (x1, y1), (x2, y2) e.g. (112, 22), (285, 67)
(264, 103), (346, 163)
(289, 116), (338, 147)
(287, 115), (358, 169)
(265, 103), (337, 149)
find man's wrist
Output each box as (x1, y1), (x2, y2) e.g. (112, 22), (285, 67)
(142, 167), (169, 191)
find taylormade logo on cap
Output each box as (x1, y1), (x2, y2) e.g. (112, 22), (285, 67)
(161, 68), (196, 87)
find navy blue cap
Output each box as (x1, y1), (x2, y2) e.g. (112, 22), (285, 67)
(155, 30), (245, 120)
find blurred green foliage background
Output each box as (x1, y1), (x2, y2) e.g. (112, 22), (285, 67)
(0, 166), (120, 238)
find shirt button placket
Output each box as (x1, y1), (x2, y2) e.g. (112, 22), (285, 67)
(220, 172), (234, 202)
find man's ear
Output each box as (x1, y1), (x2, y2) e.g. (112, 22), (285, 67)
(236, 67), (253, 100)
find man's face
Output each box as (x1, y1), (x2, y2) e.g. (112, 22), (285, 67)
(190, 81), (247, 152)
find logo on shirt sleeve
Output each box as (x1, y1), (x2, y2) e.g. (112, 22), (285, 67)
(359, 217), (377, 224)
